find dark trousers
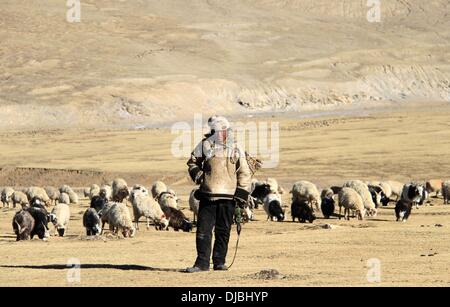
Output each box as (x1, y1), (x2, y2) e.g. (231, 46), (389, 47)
(194, 198), (235, 269)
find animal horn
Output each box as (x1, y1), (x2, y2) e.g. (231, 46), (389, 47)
(15, 220), (23, 234)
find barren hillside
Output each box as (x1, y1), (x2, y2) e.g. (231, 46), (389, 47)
(1, 0), (449, 130)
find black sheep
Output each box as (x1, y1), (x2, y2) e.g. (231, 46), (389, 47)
(251, 183), (271, 208)
(395, 199), (413, 222)
(90, 195), (107, 213)
(12, 210), (35, 241)
(26, 207), (51, 240)
(161, 206), (193, 232)
(291, 199), (316, 223)
(267, 199), (285, 222)
(83, 208), (102, 236)
(321, 197), (335, 219)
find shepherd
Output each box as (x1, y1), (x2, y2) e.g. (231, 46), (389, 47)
(185, 115), (252, 273)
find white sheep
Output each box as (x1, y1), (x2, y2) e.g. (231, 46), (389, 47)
(291, 181), (321, 211)
(158, 192), (178, 209)
(58, 192), (70, 205)
(130, 192), (169, 230)
(25, 187), (51, 206)
(44, 186), (60, 206)
(100, 185), (112, 200)
(1, 187), (15, 208)
(338, 187), (366, 220)
(189, 188), (200, 223)
(385, 180), (404, 201)
(89, 184), (100, 199)
(112, 178), (129, 202)
(151, 181), (167, 199)
(59, 185), (79, 204)
(12, 191), (29, 208)
(378, 181), (393, 199)
(266, 177), (285, 195)
(343, 180), (377, 216)
(51, 203), (70, 237)
(100, 202), (135, 237)
(442, 181), (450, 205)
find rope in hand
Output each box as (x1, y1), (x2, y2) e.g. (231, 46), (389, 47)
(227, 206), (243, 270)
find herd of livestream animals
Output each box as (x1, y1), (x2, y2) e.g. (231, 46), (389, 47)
(1, 177), (450, 241)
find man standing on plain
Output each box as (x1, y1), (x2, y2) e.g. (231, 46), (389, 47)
(185, 115), (251, 273)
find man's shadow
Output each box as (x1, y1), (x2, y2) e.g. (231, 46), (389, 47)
(0, 264), (186, 273)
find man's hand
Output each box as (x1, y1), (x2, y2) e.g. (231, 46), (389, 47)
(234, 187), (249, 208)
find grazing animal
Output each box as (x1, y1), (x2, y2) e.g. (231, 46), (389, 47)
(12, 210), (35, 241)
(100, 202), (135, 238)
(25, 187), (51, 207)
(368, 185), (383, 208)
(58, 192), (70, 205)
(26, 206), (52, 240)
(385, 180), (404, 201)
(401, 183), (424, 209)
(59, 185), (78, 204)
(51, 203), (71, 237)
(343, 180), (377, 217)
(189, 188), (200, 223)
(395, 199), (413, 222)
(330, 186), (343, 195)
(161, 206), (193, 232)
(112, 178), (129, 203)
(263, 193), (285, 222)
(291, 181), (321, 212)
(88, 184), (101, 200)
(338, 187), (365, 220)
(251, 182), (271, 208)
(90, 195), (107, 213)
(12, 191), (29, 208)
(291, 199), (316, 223)
(320, 188), (335, 219)
(83, 208), (102, 236)
(44, 187), (60, 206)
(158, 191), (178, 209)
(130, 192), (169, 230)
(151, 181), (167, 199)
(426, 179), (443, 198)
(442, 181), (450, 205)
(100, 185), (112, 200)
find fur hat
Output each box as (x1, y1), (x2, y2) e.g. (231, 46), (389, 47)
(207, 115), (230, 131)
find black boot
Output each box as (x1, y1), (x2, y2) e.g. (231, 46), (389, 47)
(184, 266), (209, 273)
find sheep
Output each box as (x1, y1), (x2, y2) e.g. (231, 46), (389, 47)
(112, 178), (129, 203)
(100, 202), (135, 238)
(378, 182), (393, 199)
(189, 188), (200, 223)
(25, 187), (51, 207)
(426, 179), (443, 198)
(44, 186), (60, 206)
(58, 192), (70, 205)
(26, 206), (51, 240)
(338, 187), (365, 220)
(130, 192), (169, 231)
(158, 192), (178, 209)
(83, 208), (102, 236)
(59, 185), (78, 204)
(395, 199), (413, 222)
(250, 182), (271, 208)
(12, 191), (29, 208)
(1, 187), (14, 208)
(83, 187), (90, 198)
(343, 180), (377, 217)
(320, 188), (335, 219)
(263, 193), (285, 222)
(266, 177), (284, 195)
(100, 185), (112, 200)
(442, 181), (450, 205)
(385, 180), (404, 201)
(51, 203), (70, 237)
(151, 181), (167, 199)
(401, 183), (425, 209)
(367, 184), (383, 208)
(291, 181), (321, 212)
(12, 210), (35, 241)
(89, 184), (101, 199)
(161, 206), (193, 232)
(291, 199), (316, 223)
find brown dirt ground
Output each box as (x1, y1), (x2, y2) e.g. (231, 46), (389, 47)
(0, 102), (449, 286)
